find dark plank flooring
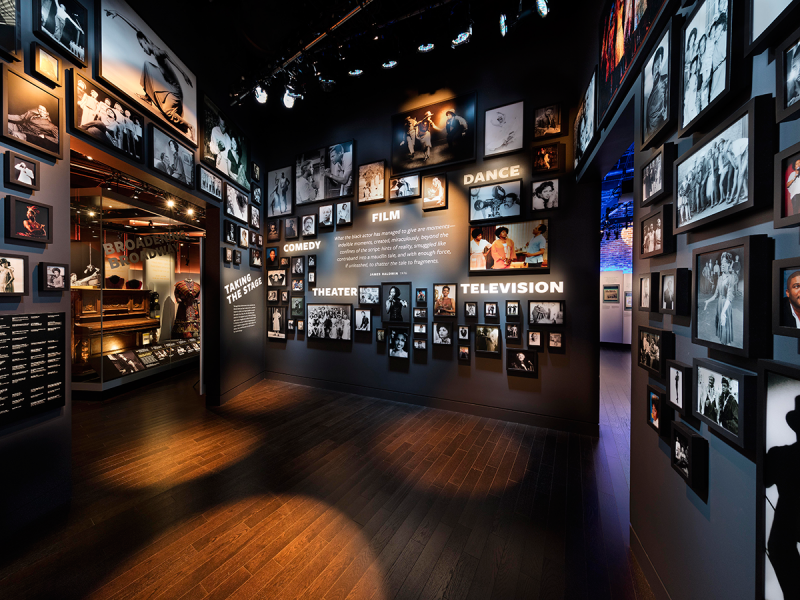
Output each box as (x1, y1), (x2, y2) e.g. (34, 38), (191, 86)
(0, 348), (652, 600)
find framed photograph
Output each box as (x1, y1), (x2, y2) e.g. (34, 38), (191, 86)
(693, 235), (771, 357)
(284, 217), (299, 240)
(150, 125), (194, 188)
(528, 300), (564, 325)
(457, 325), (469, 341)
(469, 179), (521, 222)
(666, 359), (692, 415)
(484, 302), (498, 318)
(34, 0), (86, 67)
(72, 73), (145, 162)
(639, 273), (659, 312)
(505, 323), (521, 343)
(376, 328), (386, 343)
(297, 320), (304, 332)
(641, 18), (679, 149)
(773, 140), (800, 227)
(266, 166), (292, 217)
(432, 283), (457, 317)
(200, 98), (250, 189)
(267, 306), (287, 340)
(414, 308), (428, 319)
(237, 226), (249, 249)
(31, 43), (61, 87)
(675, 96), (772, 234)
(458, 345), (470, 361)
(295, 148), (326, 205)
(267, 269), (286, 287)
(507, 349), (538, 376)
(603, 284), (620, 303)
(640, 143), (674, 207)
(660, 268), (691, 316)
(291, 278), (304, 293)
(291, 297), (304, 318)
(0, 252), (28, 296)
(637, 325), (675, 380)
(506, 300), (520, 318)
(248, 205), (261, 231)
(389, 174), (421, 200)
(432, 322), (453, 345)
(4, 151), (40, 192)
(532, 142), (564, 175)
(300, 214), (316, 237)
(358, 160), (385, 204)
(322, 141), (354, 200)
(291, 256), (304, 276)
(307, 271), (316, 286)
(548, 332), (566, 354)
(381, 282), (411, 323)
(233, 250), (242, 265)
(308, 255), (316, 269)
(534, 103), (564, 140)
(414, 323), (427, 336)
(773, 258), (800, 338)
(646, 384), (670, 437)
(307, 304), (352, 341)
(2, 65), (62, 159)
(281, 291), (289, 303)
(671, 421), (708, 491)
(414, 339), (427, 351)
(287, 319), (295, 332)
(746, 0), (800, 56)
(315, 204), (333, 228)
(355, 309), (371, 332)
(422, 173), (447, 211)
(6, 196), (53, 243)
(387, 326), (410, 358)
(416, 288), (427, 305)
(248, 231), (259, 247)
(332, 200), (350, 226)
(531, 179), (558, 211)
(358, 285), (380, 305)
(252, 186), (262, 206)
(266, 220), (280, 242)
(390, 92), (476, 175)
(279, 257), (290, 268)
(574, 69), (596, 170)
(776, 24), (800, 123)
(464, 302), (477, 318)
(475, 324), (501, 354)
(469, 219), (549, 273)
(197, 166), (223, 201)
(224, 247), (233, 264)
(267, 291), (277, 304)
(639, 205), (675, 259)
(249, 248), (262, 268)
(625, 291), (633, 310)
(693, 357), (755, 448)
(39, 261), (68, 291)
(484, 100), (524, 158)
(528, 330), (544, 352)
(251, 162), (260, 182)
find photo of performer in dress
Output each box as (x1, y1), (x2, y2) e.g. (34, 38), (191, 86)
(267, 166), (292, 217)
(268, 306), (286, 339)
(11, 199), (50, 241)
(381, 283), (411, 323)
(433, 284), (456, 317)
(696, 245), (744, 349)
(0, 255), (25, 294)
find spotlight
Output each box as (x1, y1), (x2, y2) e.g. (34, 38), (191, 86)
(133, 188), (140, 199)
(348, 69), (363, 77)
(417, 43), (434, 53)
(254, 85), (267, 104)
(500, 13), (508, 37)
(320, 78), (336, 92)
(451, 25), (472, 48)
(536, 0), (550, 17)
(86, 155), (93, 161)
(283, 90), (295, 108)
(88, 211), (95, 217)
(187, 208), (194, 216)
(167, 199), (175, 208)
(382, 60), (398, 69)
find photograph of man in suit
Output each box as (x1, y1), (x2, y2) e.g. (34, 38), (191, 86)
(782, 269), (800, 328)
(662, 276), (675, 311)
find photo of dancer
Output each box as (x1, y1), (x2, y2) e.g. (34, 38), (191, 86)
(267, 166), (292, 217)
(358, 160), (385, 204)
(35, 0), (88, 65)
(202, 97), (250, 190)
(695, 244), (744, 350)
(484, 101), (523, 157)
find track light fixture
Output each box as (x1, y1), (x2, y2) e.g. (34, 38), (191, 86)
(451, 23), (472, 48)
(382, 60), (397, 69)
(348, 68), (363, 77)
(254, 85), (267, 104)
(536, 0), (550, 18)
(319, 78), (336, 92)
(417, 43), (434, 53)
(283, 90), (296, 108)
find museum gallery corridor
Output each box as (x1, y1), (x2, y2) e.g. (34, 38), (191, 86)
(0, 350), (648, 600)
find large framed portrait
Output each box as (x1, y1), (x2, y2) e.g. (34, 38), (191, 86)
(224, 183), (249, 224)
(528, 300), (564, 325)
(574, 69), (596, 170)
(322, 141), (354, 200)
(773, 258), (800, 339)
(638, 273), (659, 312)
(0, 1), (19, 61)
(295, 148), (326, 205)
(746, 0), (800, 56)
(533, 103), (564, 140)
(666, 360), (693, 415)
(639, 143), (674, 207)
(660, 268), (691, 316)
(6, 196), (53, 244)
(693, 357), (755, 449)
(674, 96), (773, 235)
(387, 326), (410, 358)
(32, 43), (61, 87)
(671, 421), (708, 492)
(197, 166), (222, 201)
(34, 0), (87, 67)
(637, 325), (675, 380)
(475, 324), (501, 354)
(468, 219), (549, 274)
(692, 235), (772, 358)
(358, 160), (385, 205)
(432, 283), (457, 317)
(267, 306), (287, 340)
(421, 173), (447, 211)
(381, 282), (411, 323)
(390, 92), (476, 175)
(773, 140), (800, 228)
(266, 166), (293, 217)
(201, 97), (250, 190)
(2, 65), (61, 159)
(72, 73), (144, 162)
(639, 205), (674, 259)
(98, 0), (197, 145)
(641, 17), (680, 149)
(507, 349), (538, 377)
(389, 173), (420, 200)
(484, 100), (523, 158)
(150, 124), (194, 188)
(4, 151), (40, 192)
(646, 384), (670, 437)
(307, 304), (352, 341)
(775, 24), (800, 123)
(469, 179), (521, 223)
(531, 179), (558, 211)
(0, 252), (28, 296)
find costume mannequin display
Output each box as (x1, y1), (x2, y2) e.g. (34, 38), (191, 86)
(172, 278), (200, 338)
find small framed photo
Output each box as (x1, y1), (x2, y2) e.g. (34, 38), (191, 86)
(258, 235), (264, 247)
(308, 255), (316, 269)
(198, 166), (223, 201)
(422, 173), (447, 211)
(773, 257), (800, 338)
(506, 300), (520, 318)
(773, 139), (800, 228)
(376, 328), (386, 343)
(475, 324), (501, 354)
(457, 325), (469, 341)
(2, 65), (62, 159)
(319, 204), (334, 228)
(336, 200), (352, 225)
(249, 248), (262, 268)
(485, 100), (524, 158)
(224, 247), (233, 264)
(531, 179), (559, 211)
(224, 183), (249, 224)
(548, 332), (565, 354)
(507, 349), (538, 376)
(639, 205), (675, 259)
(776, 23), (800, 123)
(413, 323), (428, 336)
(484, 302), (498, 318)
(6, 196), (53, 244)
(31, 43), (61, 87)
(458, 345), (470, 361)
(638, 273), (659, 312)
(0, 252), (29, 296)
(666, 360), (693, 415)
(39, 261), (68, 291)
(533, 103), (564, 140)
(388, 327), (410, 359)
(416, 288), (427, 305)
(414, 339), (427, 351)
(433, 283), (457, 317)
(149, 124), (194, 189)
(464, 302), (477, 318)
(671, 421), (708, 491)
(358, 285), (380, 305)
(603, 284), (620, 303)
(266, 220), (281, 242)
(624, 291), (633, 310)
(249, 205), (261, 231)
(252, 186), (262, 206)
(223, 221), (237, 245)
(267, 290), (278, 302)
(249, 231), (258, 247)
(233, 251), (242, 265)
(291, 256), (305, 276)
(279, 257), (290, 268)
(291, 297), (305, 318)
(5, 151), (40, 191)
(292, 278), (304, 293)
(308, 272), (316, 285)
(281, 291), (289, 303)
(381, 282), (412, 323)
(237, 226), (249, 249)
(301, 214), (316, 237)
(528, 330), (544, 352)
(505, 323), (521, 343)
(646, 384), (670, 437)
(528, 300), (564, 325)
(284, 217), (299, 239)
(266, 166), (293, 218)
(268, 306), (287, 340)
(287, 319), (295, 331)
(297, 320), (304, 332)
(267, 270), (286, 287)
(531, 142), (564, 175)
(355, 309), (372, 332)
(638, 325), (675, 380)
(693, 357), (756, 449)
(432, 322), (453, 345)
(639, 143), (675, 207)
(660, 268), (691, 316)
(414, 308), (428, 319)
(389, 174), (421, 200)
(469, 179), (521, 223)
(251, 161), (261, 182)
(358, 160), (386, 204)
(34, 0), (88, 67)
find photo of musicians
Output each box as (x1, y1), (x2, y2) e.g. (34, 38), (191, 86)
(469, 219), (548, 272)
(696, 365), (739, 436)
(695, 245), (744, 350)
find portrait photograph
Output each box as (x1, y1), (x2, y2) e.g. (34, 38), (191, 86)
(465, 302), (477, 318)
(387, 326), (410, 358)
(507, 349), (537, 376)
(224, 247), (233, 264)
(267, 290), (277, 302)
(376, 328), (385, 343)
(267, 166), (292, 217)
(98, 0), (197, 145)
(32, 43), (60, 86)
(287, 319), (295, 331)
(0, 252), (28, 296)
(319, 204), (334, 228)
(198, 166), (222, 200)
(301, 214), (316, 237)
(252, 187), (262, 206)
(201, 97), (249, 188)
(534, 103), (563, 139)
(458, 346), (470, 361)
(416, 288), (427, 305)
(422, 173), (447, 211)
(291, 256), (304, 276)
(662, 274), (675, 311)
(667, 360), (692, 414)
(458, 326), (469, 341)
(268, 306), (287, 340)
(358, 286), (380, 305)
(414, 339), (427, 351)
(358, 160), (386, 204)
(641, 21), (674, 148)
(646, 385), (666, 435)
(389, 174), (420, 200)
(307, 304), (352, 341)
(267, 269), (286, 287)
(233, 250), (241, 265)
(308, 272), (315, 285)
(532, 143), (562, 174)
(282, 291), (289, 303)
(297, 320), (304, 332)
(414, 323), (427, 336)
(639, 274), (656, 311)
(475, 324), (501, 354)
(548, 332), (565, 353)
(151, 125), (194, 188)
(251, 162), (260, 182)
(531, 179), (558, 211)
(40, 262), (68, 291)
(603, 285), (619, 303)
(638, 326), (674, 379)
(295, 148), (326, 205)
(7, 197), (53, 243)
(279, 257), (290, 267)
(237, 226), (249, 249)
(642, 153), (663, 205)
(484, 100), (523, 158)
(249, 205), (261, 231)
(308, 255), (316, 269)
(291, 297), (304, 318)
(5, 151), (40, 192)
(484, 302), (498, 318)
(249, 248), (262, 268)
(284, 217), (299, 240)
(266, 220), (280, 241)
(775, 141), (800, 227)
(469, 219), (549, 273)
(414, 308), (428, 319)
(432, 322), (452, 345)
(505, 323), (521, 343)
(693, 358), (753, 447)
(528, 330), (543, 351)
(249, 231), (259, 247)
(381, 282), (411, 323)
(3, 66), (61, 158)
(694, 242), (745, 351)
(35, 0), (88, 66)
(336, 201), (352, 225)
(433, 283), (457, 317)
(355, 309), (371, 332)
(469, 180), (521, 222)
(777, 28), (800, 122)
(672, 423), (691, 480)
(390, 93), (476, 174)
(507, 300), (520, 317)
(322, 141), (354, 200)
(528, 301), (564, 325)
(574, 71), (596, 169)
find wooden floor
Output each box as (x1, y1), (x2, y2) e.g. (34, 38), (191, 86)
(0, 347), (652, 600)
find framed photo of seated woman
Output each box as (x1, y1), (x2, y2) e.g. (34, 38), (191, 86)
(6, 196), (53, 244)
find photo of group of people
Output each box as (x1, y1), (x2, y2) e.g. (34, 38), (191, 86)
(642, 153), (663, 204)
(358, 161), (385, 204)
(696, 365), (739, 436)
(296, 142), (354, 204)
(389, 174), (420, 199)
(152, 126), (194, 187)
(469, 219), (548, 272)
(528, 301), (564, 325)
(639, 329), (661, 375)
(476, 325), (500, 353)
(307, 304), (352, 341)
(640, 213), (663, 257)
(202, 97), (250, 190)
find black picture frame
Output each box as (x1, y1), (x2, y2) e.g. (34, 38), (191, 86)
(533, 103), (565, 141)
(0, 251), (29, 296)
(745, 0), (800, 57)
(266, 220), (280, 242)
(38, 261), (69, 292)
(266, 269), (286, 288)
(389, 173), (421, 200)
(267, 305), (287, 340)
(528, 300), (565, 326)
(666, 360), (693, 416)
(358, 285), (381, 306)
(199, 95), (249, 188)
(506, 348), (538, 377)
(300, 214), (316, 237)
(413, 322), (427, 337)
(357, 159), (386, 205)
(469, 179), (522, 223)
(637, 325), (675, 380)
(249, 204), (261, 232)
(0, 0), (20, 62)
(457, 345), (470, 361)
(421, 173), (447, 212)
(266, 165), (293, 217)
(639, 143), (675, 208)
(457, 325), (469, 341)
(773, 139), (800, 228)
(6, 196), (53, 244)
(641, 16), (681, 150)
(249, 248), (262, 268)
(639, 205), (675, 259)
(251, 161), (260, 182)
(335, 200), (352, 226)
(484, 301), (498, 318)
(776, 23), (800, 124)
(692, 356), (755, 450)
(464, 301), (477, 318)
(1, 65), (62, 159)
(197, 165), (223, 201)
(475, 324), (501, 355)
(284, 217), (299, 240)
(671, 421), (708, 492)
(31, 42), (61, 87)
(414, 308), (428, 320)
(468, 218), (550, 276)
(638, 272), (659, 312)
(387, 326), (410, 358)
(264, 247), (278, 267)
(505, 323), (521, 343)
(646, 384), (670, 437)
(547, 331), (566, 354)
(506, 300), (520, 319)
(532, 142), (565, 175)
(773, 257), (800, 339)
(416, 288), (427, 305)
(223, 247), (232, 264)
(674, 95), (773, 235)
(318, 204), (335, 228)
(34, 0), (87, 67)
(527, 330), (544, 352)
(376, 328), (386, 344)
(484, 100), (525, 159)
(291, 296), (305, 318)
(5, 150), (40, 192)
(251, 186), (262, 206)
(432, 283), (457, 318)
(237, 225), (249, 249)
(531, 178), (559, 212)
(381, 282), (412, 323)
(692, 234), (772, 358)
(149, 124), (195, 189)
(432, 322), (453, 345)
(223, 220), (237, 245)
(574, 68), (597, 172)
(659, 268), (691, 316)
(233, 250), (241, 265)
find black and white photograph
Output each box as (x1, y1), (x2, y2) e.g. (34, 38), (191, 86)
(414, 340), (427, 351)
(301, 214), (316, 237)
(484, 302), (498, 318)
(574, 71), (596, 169)
(336, 201), (352, 225)
(150, 125), (194, 188)
(281, 291), (289, 303)
(224, 247), (233, 264)
(695, 243), (744, 351)
(469, 180), (521, 222)
(376, 328), (385, 343)
(548, 332), (565, 353)
(642, 153), (664, 205)
(292, 256), (304, 276)
(505, 323), (520, 343)
(292, 278), (304, 293)
(308, 255), (315, 269)
(358, 286), (380, 305)
(237, 226), (248, 249)
(469, 220), (549, 273)
(40, 262), (68, 291)
(267, 270), (286, 287)
(198, 166), (223, 200)
(3, 66), (61, 158)
(389, 174), (420, 200)
(532, 143), (562, 174)
(307, 304), (352, 341)
(506, 300), (520, 318)
(251, 162), (260, 182)
(358, 160), (385, 204)
(266, 220), (280, 242)
(319, 205), (334, 228)
(391, 93), (476, 174)
(249, 231), (259, 247)
(640, 212), (663, 258)
(777, 29), (800, 122)
(693, 359), (751, 445)
(267, 290), (277, 302)
(355, 309), (371, 332)
(528, 301), (564, 325)
(268, 306), (286, 340)
(267, 166), (292, 217)
(642, 24), (671, 148)
(484, 100), (523, 158)
(201, 97), (250, 190)
(672, 425), (690, 479)
(646, 385), (665, 434)
(639, 274), (654, 310)
(287, 319), (295, 332)
(531, 180), (558, 211)
(433, 284), (456, 317)
(416, 288), (427, 305)
(284, 217), (298, 240)
(322, 141), (354, 200)
(291, 297), (304, 318)
(458, 346), (470, 361)
(414, 323), (427, 336)
(252, 187), (262, 206)
(98, 0), (197, 145)
(432, 322), (452, 345)
(382, 282), (411, 323)
(414, 308), (428, 319)
(32, 43), (60, 86)
(534, 104), (563, 140)
(295, 148), (326, 205)
(465, 302), (477, 318)
(638, 326), (674, 379)
(662, 274), (675, 312)
(5, 151), (40, 192)
(458, 326), (469, 341)
(507, 349), (538, 376)
(667, 360), (692, 414)
(387, 327), (410, 358)
(475, 324), (501, 354)
(233, 250), (241, 265)
(528, 330), (543, 350)
(35, 0), (88, 66)
(0, 253), (28, 296)
(249, 248), (262, 268)
(422, 173), (447, 211)
(7, 197), (53, 244)
(249, 204), (261, 230)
